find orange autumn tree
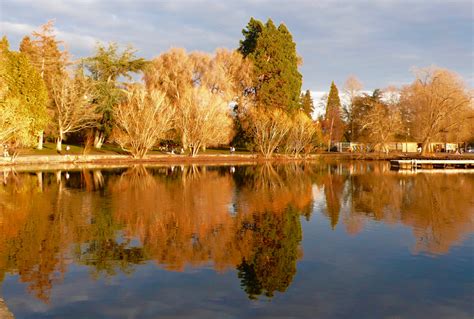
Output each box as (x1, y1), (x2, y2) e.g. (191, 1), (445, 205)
(145, 48), (252, 156)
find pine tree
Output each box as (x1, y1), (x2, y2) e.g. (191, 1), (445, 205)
(324, 81), (344, 149)
(300, 89), (314, 116)
(239, 18), (302, 113)
(238, 18), (263, 58)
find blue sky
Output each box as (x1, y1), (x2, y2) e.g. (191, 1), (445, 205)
(1, 0), (472, 92)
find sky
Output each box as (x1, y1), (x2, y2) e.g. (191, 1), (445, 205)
(1, 0), (473, 95)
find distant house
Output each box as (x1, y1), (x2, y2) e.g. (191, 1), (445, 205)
(333, 141), (461, 153)
(335, 142), (417, 153)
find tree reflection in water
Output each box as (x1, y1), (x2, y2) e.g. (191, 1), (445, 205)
(0, 163), (472, 303)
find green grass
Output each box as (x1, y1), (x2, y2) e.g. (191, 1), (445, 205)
(17, 143), (253, 156)
(19, 142), (122, 156)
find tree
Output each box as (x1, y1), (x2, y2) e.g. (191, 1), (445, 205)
(176, 86), (234, 156)
(113, 85), (173, 158)
(299, 89), (314, 117)
(239, 18), (302, 113)
(0, 39), (26, 145)
(284, 111), (319, 157)
(354, 91), (403, 153)
(50, 70), (98, 151)
(84, 43), (147, 148)
(19, 21), (67, 89)
(0, 37), (49, 148)
(237, 207), (302, 299)
(324, 81), (344, 150)
(247, 107), (291, 158)
(400, 67), (473, 155)
(145, 48), (249, 155)
(19, 20), (69, 149)
(343, 75), (363, 141)
(238, 18), (264, 58)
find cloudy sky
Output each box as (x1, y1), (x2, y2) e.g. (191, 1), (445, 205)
(1, 0), (472, 92)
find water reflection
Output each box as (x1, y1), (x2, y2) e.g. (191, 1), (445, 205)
(0, 163), (473, 304)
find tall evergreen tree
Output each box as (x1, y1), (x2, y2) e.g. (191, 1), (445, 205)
(324, 81), (344, 148)
(0, 37), (49, 146)
(239, 18), (302, 113)
(238, 18), (263, 58)
(300, 89), (314, 116)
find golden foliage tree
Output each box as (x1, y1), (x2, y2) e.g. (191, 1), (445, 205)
(145, 48), (251, 155)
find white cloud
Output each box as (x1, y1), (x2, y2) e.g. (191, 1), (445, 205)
(1, 0), (471, 89)
(0, 21), (35, 36)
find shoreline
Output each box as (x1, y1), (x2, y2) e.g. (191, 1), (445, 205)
(1, 152), (473, 168)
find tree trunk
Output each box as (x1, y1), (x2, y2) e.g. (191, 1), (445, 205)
(94, 131), (105, 149)
(56, 132), (63, 152)
(56, 138), (62, 152)
(55, 171), (62, 184)
(327, 118), (334, 152)
(37, 131), (44, 150)
(421, 140), (430, 156)
(190, 143), (202, 157)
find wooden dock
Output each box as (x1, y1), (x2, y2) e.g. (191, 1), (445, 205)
(391, 159), (474, 170)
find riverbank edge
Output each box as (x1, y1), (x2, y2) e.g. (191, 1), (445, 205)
(1, 152), (472, 167)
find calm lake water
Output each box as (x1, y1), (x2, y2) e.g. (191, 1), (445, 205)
(0, 162), (473, 319)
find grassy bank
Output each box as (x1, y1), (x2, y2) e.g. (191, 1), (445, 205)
(2, 143), (473, 166)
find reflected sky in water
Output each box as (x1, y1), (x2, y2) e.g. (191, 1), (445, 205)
(0, 162), (473, 318)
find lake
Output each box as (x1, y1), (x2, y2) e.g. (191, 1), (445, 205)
(0, 162), (473, 318)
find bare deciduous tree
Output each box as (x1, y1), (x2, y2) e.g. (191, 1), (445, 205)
(344, 75), (363, 99)
(284, 112), (318, 157)
(400, 67), (473, 155)
(343, 75), (363, 141)
(51, 72), (98, 151)
(248, 107), (291, 158)
(113, 86), (173, 158)
(356, 100), (403, 153)
(177, 87), (234, 156)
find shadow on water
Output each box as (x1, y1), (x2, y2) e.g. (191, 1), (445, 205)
(0, 162), (472, 306)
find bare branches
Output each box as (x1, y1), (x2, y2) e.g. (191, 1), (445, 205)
(284, 112), (318, 157)
(356, 101), (403, 152)
(400, 67), (473, 154)
(248, 108), (291, 158)
(50, 72), (98, 151)
(177, 87), (234, 156)
(113, 86), (173, 158)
